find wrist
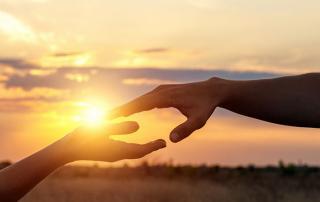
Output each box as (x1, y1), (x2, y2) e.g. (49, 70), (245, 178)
(48, 135), (77, 165)
(206, 77), (235, 107)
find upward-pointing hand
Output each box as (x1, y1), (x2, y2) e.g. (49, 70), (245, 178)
(64, 121), (166, 162)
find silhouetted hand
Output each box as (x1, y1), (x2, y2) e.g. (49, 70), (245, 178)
(64, 121), (166, 162)
(110, 73), (320, 143)
(109, 78), (227, 143)
(0, 121), (166, 201)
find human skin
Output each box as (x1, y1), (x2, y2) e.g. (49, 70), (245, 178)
(0, 122), (166, 202)
(109, 73), (320, 143)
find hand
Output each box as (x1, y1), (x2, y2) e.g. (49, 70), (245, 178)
(62, 121), (166, 162)
(0, 121), (165, 201)
(109, 78), (228, 143)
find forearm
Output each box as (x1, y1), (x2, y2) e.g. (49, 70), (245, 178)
(0, 137), (72, 201)
(214, 73), (320, 127)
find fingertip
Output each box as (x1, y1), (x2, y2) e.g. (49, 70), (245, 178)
(126, 121), (139, 132)
(170, 132), (181, 143)
(117, 121), (139, 134)
(156, 139), (167, 148)
(150, 139), (167, 150)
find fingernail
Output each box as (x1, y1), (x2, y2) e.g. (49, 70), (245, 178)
(153, 140), (166, 148)
(170, 133), (180, 142)
(160, 140), (167, 148)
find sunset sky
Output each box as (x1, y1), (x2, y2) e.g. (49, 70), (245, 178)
(0, 0), (320, 166)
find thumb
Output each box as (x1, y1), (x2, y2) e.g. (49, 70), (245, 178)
(170, 116), (207, 143)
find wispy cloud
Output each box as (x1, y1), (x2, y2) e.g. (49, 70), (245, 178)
(64, 73), (90, 83)
(0, 10), (37, 43)
(135, 48), (169, 54)
(38, 52), (93, 68)
(1, 1), (320, 74)
(1, 58), (279, 103)
(0, 85), (67, 102)
(0, 57), (280, 114)
(0, 58), (38, 69)
(122, 78), (178, 86)
(51, 52), (84, 57)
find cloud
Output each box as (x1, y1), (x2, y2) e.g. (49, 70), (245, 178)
(2, 59), (279, 93)
(0, 10), (37, 43)
(0, 58), (39, 69)
(0, 85), (68, 102)
(51, 52), (84, 57)
(0, 84), (69, 113)
(29, 69), (57, 77)
(39, 52), (93, 68)
(0, 57), (280, 113)
(64, 73), (90, 83)
(215, 51), (320, 74)
(122, 78), (178, 86)
(135, 48), (169, 54)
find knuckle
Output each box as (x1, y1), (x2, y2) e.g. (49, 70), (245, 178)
(165, 92), (176, 105)
(153, 84), (175, 92)
(154, 85), (166, 91)
(150, 86), (160, 93)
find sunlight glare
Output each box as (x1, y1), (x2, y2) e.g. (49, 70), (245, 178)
(84, 106), (105, 126)
(0, 11), (36, 42)
(74, 101), (109, 127)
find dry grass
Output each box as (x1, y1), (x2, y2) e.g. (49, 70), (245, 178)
(22, 176), (320, 202)
(16, 164), (320, 202)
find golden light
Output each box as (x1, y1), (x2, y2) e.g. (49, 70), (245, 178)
(83, 106), (105, 126)
(0, 11), (36, 43)
(73, 101), (108, 127)
(73, 54), (91, 66)
(38, 52), (93, 68)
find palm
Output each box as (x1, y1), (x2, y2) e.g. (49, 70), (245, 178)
(66, 122), (166, 162)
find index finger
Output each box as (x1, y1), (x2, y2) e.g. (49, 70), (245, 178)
(75, 121), (139, 136)
(108, 92), (169, 119)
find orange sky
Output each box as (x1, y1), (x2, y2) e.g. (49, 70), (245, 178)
(0, 0), (320, 166)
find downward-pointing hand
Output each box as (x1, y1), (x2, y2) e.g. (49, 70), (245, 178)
(109, 78), (227, 143)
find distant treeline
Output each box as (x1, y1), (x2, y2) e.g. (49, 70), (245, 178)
(2, 160), (320, 180)
(55, 161), (320, 182)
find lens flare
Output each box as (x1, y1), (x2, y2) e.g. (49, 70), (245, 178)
(72, 100), (110, 127)
(83, 106), (105, 126)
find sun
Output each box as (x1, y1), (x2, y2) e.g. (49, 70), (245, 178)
(83, 106), (105, 126)
(73, 101), (108, 127)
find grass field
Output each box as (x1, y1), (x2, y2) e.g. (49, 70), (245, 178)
(19, 163), (320, 202)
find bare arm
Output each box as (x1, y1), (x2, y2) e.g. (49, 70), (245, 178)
(0, 122), (165, 201)
(221, 73), (320, 128)
(0, 138), (70, 201)
(110, 73), (320, 142)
